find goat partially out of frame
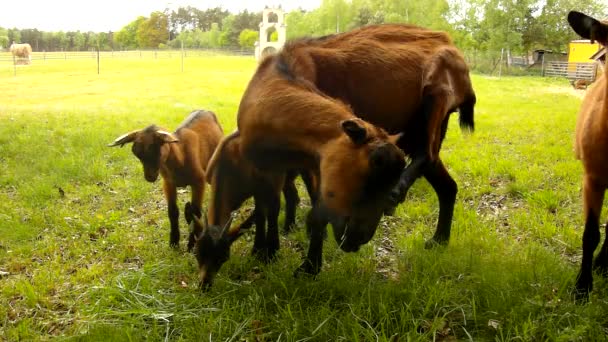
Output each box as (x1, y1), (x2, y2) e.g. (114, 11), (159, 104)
(567, 10), (608, 299)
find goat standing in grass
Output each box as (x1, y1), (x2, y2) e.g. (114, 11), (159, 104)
(567, 11), (608, 298)
(187, 131), (318, 288)
(108, 110), (223, 251)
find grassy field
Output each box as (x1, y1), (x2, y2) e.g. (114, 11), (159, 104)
(1, 55), (607, 341)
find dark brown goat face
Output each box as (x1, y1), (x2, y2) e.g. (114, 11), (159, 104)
(108, 125), (179, 183)
(321, 119), (405, 252)
(185, 203), (239, 289)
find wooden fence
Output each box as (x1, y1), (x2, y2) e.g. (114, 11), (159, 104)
(543, 61), (598, 81)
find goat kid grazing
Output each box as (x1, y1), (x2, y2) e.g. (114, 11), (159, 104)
(188, 131), (318, 288)
(567, 11), (608, 298)
(108, 110), (223, 251)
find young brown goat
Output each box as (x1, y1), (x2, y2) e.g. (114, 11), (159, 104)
(108, 109), (223, 251)
(189, 131), (318, 288)
(234, 56), (406, 277)
(567, 11), (608, 298)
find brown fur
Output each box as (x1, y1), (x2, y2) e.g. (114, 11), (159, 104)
(567, 11), (608, 299)
(108, 110), (223, 250)
(234, 27), (408, 277)
(242, 23), (474, 253)
(278, 24), (475, 161)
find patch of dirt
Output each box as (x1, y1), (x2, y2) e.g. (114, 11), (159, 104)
(543, 86), (586, 99)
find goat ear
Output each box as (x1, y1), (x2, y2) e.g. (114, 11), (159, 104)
(155, 130), (179, 144)
(388, 132), (403, 145)
(568, 11), (608, 45)
(341, 119), (368, 145)
(108, 130), (139, 147)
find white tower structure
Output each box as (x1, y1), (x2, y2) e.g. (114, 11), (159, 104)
(255, 6), (287, 61)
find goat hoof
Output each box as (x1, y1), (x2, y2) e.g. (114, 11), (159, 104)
(294, 260), (320, 278)
(593, 256), (608, 276)
(573, 284), (591, 303)
(383, 205), (396, 216)
(186, 237), (196, 253)
(424, 237), (448, 250)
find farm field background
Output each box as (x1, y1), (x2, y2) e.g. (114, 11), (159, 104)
(1, 55), (607, 341)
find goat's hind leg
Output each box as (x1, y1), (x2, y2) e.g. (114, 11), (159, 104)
(282, 170), (300, 234)
(422, 158), (457, 249)
(250, 197), (268, 261)
(186, 183), (205, 252)
(593, 220), (608, 276)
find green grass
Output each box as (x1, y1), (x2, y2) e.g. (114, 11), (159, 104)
(1, 56), (607, 341)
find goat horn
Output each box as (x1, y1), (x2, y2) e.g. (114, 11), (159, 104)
(221, 211), (237, 237)
(191, 211), (208, 240)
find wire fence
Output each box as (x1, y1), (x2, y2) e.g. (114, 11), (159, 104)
(3, 47), (603, 85)
(0, 48), (253, 63)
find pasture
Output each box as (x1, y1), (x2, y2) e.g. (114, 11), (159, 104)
(0, 55), (607, 341)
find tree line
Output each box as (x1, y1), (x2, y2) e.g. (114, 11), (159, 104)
(1, 0), (606, 58)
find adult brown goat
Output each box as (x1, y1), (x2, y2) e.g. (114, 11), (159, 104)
(210, 23), (474, 280)
(108, 110), (223, 251)
(276, 24), (476, 248)
(189, 131), (318, 288)
(567, 11), (608, 298)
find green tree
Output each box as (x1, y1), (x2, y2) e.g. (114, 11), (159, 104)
(219, 15), (236, 47)
(239, 29), (258, 49)
(0, 27), (8, 49)
(8, 28), (20, 44)
(72, 31), (85, 51)
(137, 12), (169, 48)
(209, 23), (221, 48)
(115, 16), (145, 49)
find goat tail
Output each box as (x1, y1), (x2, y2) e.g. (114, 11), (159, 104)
(459, 93), (476, 133)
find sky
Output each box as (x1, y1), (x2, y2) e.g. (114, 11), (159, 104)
(0, 0), (322, 32)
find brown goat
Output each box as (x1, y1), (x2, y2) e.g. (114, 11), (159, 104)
(108, 110), (223, 251)
(275, 24), (476, 249)
(205, 23), (472, 280)
(232, 43), (407, 277)
(190, 131), (318, 288)
(567, 11), (608, 299)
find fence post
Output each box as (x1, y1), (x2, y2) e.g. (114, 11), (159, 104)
(541, 53), (545, 77)
(13, 53), (16, 77)
(498, 48), (504, 78)
(181, 41), (184, 72)
(97, 47), (100, 75)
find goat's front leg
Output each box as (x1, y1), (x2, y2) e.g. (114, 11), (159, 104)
(294, 203), (328, 278)
(186, 182), (205, 252)
(575, 175), (604, 300)
(385, 155), (428, 215)
(265, 189), (281, 261)
(163, 181), (180, 248)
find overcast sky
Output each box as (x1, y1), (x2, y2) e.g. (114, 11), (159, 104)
(0, 0), (322, 32)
